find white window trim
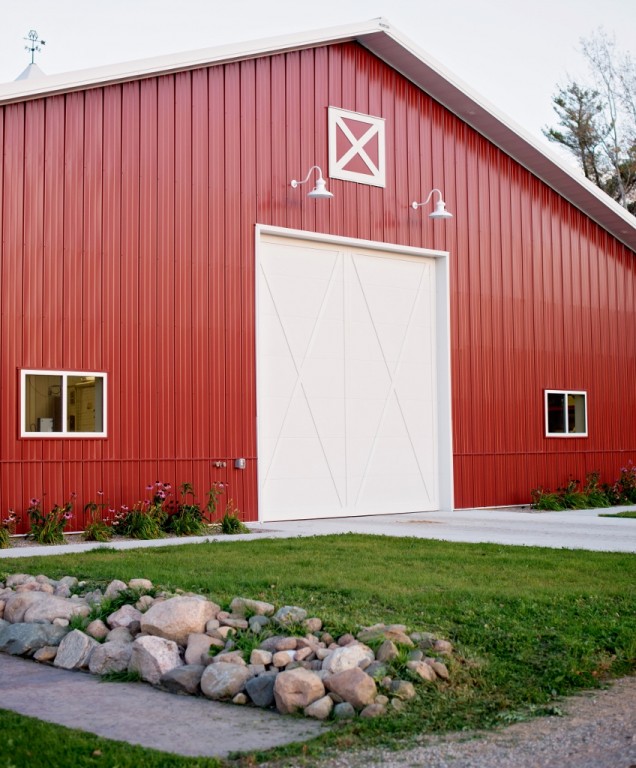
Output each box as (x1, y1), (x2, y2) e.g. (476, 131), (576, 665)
(328, 106), (386, 187)
(544, 389), (588, 438)
(20, 369), (108, 438)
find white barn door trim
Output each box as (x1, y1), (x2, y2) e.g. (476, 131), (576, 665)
(255, 225), (453, 521)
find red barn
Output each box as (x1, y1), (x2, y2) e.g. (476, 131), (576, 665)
(1, 19), (635, 530)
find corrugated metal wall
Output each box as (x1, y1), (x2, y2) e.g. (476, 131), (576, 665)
(1, 42), (635, 530)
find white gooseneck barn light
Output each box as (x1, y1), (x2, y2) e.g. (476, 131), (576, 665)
(412, 189), (453, 219)
(290, 166), (334, 199)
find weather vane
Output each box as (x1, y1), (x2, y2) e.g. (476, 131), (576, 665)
(24, 30), (46, 65)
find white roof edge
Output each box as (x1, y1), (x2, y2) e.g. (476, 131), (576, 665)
(0, 16), (634, 251)
(0, 18), (384, 103)
(358, 23), (636, 251)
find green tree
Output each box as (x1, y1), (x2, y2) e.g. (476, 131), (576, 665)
(544, 29), (636, 214)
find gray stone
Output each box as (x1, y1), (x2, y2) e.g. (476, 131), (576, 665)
(129, 635), (183, 685)
(410, 631), (436, 649)
(6, 574), (35, 588)
(229, 597), (275, 617)
(245, 671), (278, 707)
(200, 662), (252, 700)
(104, 579), (128, 599)
(324, 667), (377, 710)
(212, 651), (246, 666)
(135, 595), (155, 611)
(107, 604), (143, 629)
(128, 578), (153, 591)
(432, 639), (453, 656)
(105, 626), (134, 644)
(220, 617), (248, 630)
(408, 649), (424, 662)
(141, 595), (220, 645)
(304, 617), (323, 633)
(357, 624), (414, 647)
(274, 668), (325, 714)
(54, 630), (99, 670)
(259, 635), (297, 652)
(23, 595), (89, 624)
(88, 641), (133, 675)
(360, 702), (386, 718)
(185, 633), (218, 665)
(427, 659), (450, 680)
(333, 701), (356, 720)
(322, 643), (375, 675)
(407, 660), (436, 682)
(365, 661), (389, 680)
(161, 664), (205, 695)
(390, 680), (417, 700)
(274, 606), (307, 627)
(250, 649), (272, 666)
(54, 584), (72, 598)
(376, 639), (399, 662)
(0, 618), (8, 631)
(33, 645), (58, 662)
(248, 615), (270, 632)
(58, 576), (79, 589)
(0, 622), (68, 656)
(304, 694), (333, 720)
(4, 591), (49, 623)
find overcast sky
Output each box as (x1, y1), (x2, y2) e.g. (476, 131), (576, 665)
(0, 0), (634, 148)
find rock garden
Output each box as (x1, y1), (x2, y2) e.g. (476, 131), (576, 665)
(0, 572), (454, 722)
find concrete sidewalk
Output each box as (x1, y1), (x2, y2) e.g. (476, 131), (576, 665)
(0, 655), (325, 758)
(2, 506), (635, 558)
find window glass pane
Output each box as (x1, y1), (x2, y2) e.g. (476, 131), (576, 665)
(569, 393), (586, 434)
(25, 374), (63, 433)
(547, 392), (565, 433)
(67, 375), (103, 432)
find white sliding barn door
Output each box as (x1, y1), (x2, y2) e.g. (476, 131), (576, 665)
(257, 234), (439, 521)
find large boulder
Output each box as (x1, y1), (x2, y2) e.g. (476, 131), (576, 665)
(200, 662), (252, 700)
(129, 635), (183, 685)
(140, 596), (220, 645)
(54, 630), (99, 670)
(23, 595), (89, 624)
(324, 667), (377, 710)
(273, 668), (325, 715)
(0, 622), (68, 656)
(3, 592), (49, 623)
(88, 641), (133, 675)
(322, 643), (375, 675)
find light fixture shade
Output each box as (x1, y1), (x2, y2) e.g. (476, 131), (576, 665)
(429, 199), (453, 219)
(307, 176), (334, 199)
(291, 165), (333, 199)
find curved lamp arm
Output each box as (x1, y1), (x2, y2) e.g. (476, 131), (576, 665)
(291, 165), (333, 199)
(412, 188), (453, 218)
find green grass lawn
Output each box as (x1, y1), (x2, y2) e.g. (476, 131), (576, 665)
(1, 535), (635, 767)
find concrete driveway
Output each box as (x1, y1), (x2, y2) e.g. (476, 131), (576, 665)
(2, 506), (635, 558)
(255, 507), (636, 553)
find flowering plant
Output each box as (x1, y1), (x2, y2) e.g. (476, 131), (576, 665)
(0, 510), (19, 549)
(27, 493), (76, 545)
(83, 491), (113, 542)
(164, 482), (208, 537)
(112, 482), (171, 539)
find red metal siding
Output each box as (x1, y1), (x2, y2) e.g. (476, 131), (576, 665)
(1, 41), (636, 531)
